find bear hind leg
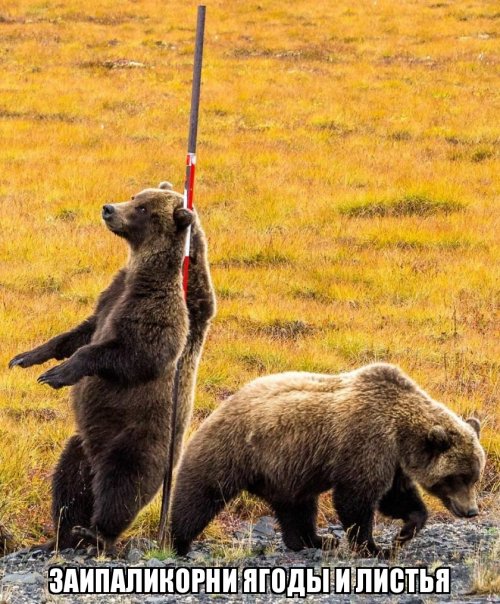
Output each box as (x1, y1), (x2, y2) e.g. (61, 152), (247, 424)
(170, 476), (237, 556)
(51, 434), (94, 550)
(89, 442), (162, 549)
(272, 498), (326, 551)
(89, 473), (144, 550)
(333, 485), (383, 557)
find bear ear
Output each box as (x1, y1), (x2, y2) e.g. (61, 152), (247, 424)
(174, 208), (194, 230)
(466, 417), (481, 436)
(158, 181), (173, 190)
(426, 426), (451, 453)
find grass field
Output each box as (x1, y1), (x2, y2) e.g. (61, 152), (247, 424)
(0, 0), (498, 549)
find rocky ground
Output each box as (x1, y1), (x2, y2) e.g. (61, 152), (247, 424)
(1, 517), (498, 603)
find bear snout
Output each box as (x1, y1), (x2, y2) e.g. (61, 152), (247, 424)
(102, 204), (115, 219)
(448, 494), (479, 519)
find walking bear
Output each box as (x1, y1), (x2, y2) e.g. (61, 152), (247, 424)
(9, 184), (216, 550)
(170, 363), (485, 557)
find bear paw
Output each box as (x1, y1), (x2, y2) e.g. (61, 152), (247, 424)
(72, 526), (115, 555)
(9, 350), (42, 369)
(38, 361), (81, 389)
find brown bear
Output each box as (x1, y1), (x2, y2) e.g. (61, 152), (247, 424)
(9, 185), (216, 550)
(170, 363), (485, 557)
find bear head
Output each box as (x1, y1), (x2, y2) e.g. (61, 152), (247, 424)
(102, 184), (193, 251)
(412, 417), (485, 518)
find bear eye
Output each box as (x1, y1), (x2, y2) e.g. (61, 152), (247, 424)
(137, 206), (147, 214)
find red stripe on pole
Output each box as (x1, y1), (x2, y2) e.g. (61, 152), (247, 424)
(187, 158), (196, 210)
(182, 152), (196, 300)
(182, 256), (190, 298)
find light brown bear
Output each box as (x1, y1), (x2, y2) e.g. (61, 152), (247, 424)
(170, 363), (485, 557)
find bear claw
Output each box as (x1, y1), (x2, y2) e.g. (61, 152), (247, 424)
(37, 363), (78, 389)
(72, 526), (115, 555)
(9, 355), (26, 368)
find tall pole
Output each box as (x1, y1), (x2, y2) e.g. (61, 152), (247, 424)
(158, 5), (206, 548)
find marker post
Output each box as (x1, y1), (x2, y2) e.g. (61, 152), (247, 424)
(158, 4), (206, 548)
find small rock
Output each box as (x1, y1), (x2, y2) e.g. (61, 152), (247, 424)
(27, 548), (46, 560)
(162, 558), (176, 565)
(328, 524), (345, 539)
(253, 516), (276, 539)
(303, 548), (322, 561)
(2, 571), (44, 585)
(146, 557), (164, 567)
(0, 548), (29, 562)
(356, 558), (377, 566)
(73, 556), (87, 565)
(187, 550), (207, 563)
(127, 548), (143, 564)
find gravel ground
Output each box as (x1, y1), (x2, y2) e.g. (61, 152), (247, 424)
(1, 517), (498, 603)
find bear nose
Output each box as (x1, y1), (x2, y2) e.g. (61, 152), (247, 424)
(102, 204), (115, 219)
(466, 508), (479, 517)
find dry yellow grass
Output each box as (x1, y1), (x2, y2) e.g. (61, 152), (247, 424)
(0, 0), (498, 547)
(469, 538), (500, 595)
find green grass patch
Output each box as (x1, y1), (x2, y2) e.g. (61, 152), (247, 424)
(340, 194), (465, 218)
(249, 319), (314, 341)
(290, 286), (332, 303)
(55, 208), (80, 222)
(143, 547), (175, 561)
(215, 251), (292, 268)
(471, 147), (495, 163)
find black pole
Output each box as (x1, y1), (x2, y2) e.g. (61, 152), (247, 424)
(158, 5), (206, 549)
(188, 6), (206, 155)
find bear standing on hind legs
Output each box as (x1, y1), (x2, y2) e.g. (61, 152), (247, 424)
(9, 185), (216, 551)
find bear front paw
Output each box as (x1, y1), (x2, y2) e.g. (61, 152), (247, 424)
(9, 351), (37, 369)
(38, 361), (81, 389)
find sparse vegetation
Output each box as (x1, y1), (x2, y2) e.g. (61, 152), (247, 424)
(143, 547), (175, 562)
(339, 194), (465, 218)
(469, 539), (500, 595)
(0, 0), (498, 550)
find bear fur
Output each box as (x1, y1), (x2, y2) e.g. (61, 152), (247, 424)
(170, 363), (485, 557)
(9, 186), (216, 550)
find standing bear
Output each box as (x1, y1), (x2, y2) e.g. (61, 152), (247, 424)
(9, 184), (216, 550)
(170, 363), (485, 557)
